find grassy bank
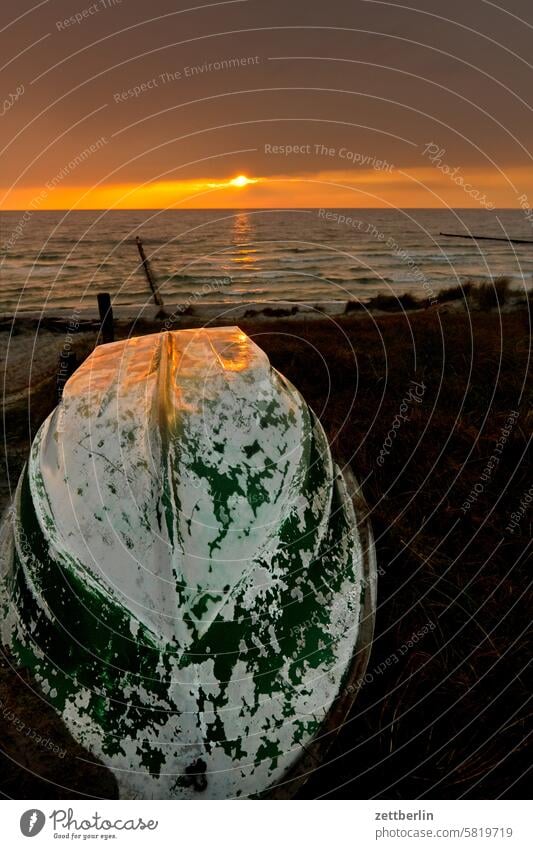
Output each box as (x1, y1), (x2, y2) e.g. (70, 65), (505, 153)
(1, 307), (531, 798)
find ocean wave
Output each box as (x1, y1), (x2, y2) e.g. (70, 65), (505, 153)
(5, 208), (530, 312)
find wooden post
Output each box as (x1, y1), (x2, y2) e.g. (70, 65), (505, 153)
(135, 236), (163, 307)
(97, 292), (114, 344)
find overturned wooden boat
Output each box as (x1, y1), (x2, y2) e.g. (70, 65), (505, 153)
(0, 327), (376, 799)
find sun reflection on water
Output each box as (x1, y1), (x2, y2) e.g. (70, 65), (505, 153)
(231, 212), (257, 270)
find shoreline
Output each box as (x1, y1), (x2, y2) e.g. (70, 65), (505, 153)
(1, 290), (526, 330)
(0, 299), (351, 327)
(0, 296), (527, 408)
(2, 272), (529, 329)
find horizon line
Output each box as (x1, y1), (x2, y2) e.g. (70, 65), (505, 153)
(0, 206), (523, 213)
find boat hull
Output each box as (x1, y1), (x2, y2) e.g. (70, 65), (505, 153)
(0, 327), (376, 799)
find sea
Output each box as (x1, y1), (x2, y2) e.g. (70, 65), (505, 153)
(1, 208), (532, 314)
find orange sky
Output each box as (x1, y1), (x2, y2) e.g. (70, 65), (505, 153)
(3, 167), (532, 211)
(3, 0), (532, 214)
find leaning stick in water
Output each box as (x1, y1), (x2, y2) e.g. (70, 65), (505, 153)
(135, 235), (164, 307)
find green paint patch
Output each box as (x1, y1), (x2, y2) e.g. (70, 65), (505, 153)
(243, 440), (262, 459)
(0, 328), (368, 800)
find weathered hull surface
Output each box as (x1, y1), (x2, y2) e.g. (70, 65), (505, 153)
(0, 327), (375, 799)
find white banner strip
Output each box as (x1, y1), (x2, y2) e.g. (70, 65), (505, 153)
(3, 799), (529, 848)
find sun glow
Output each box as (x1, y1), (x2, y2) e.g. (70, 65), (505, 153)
(205, 174), (259, 192)
(3, 166), (533, 210)
(229, 175), (256, 188)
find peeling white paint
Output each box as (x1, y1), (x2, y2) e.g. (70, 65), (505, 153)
(0, 327), (371, 799)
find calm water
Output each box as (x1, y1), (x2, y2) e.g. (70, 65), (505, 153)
(1, 209), (532, 313)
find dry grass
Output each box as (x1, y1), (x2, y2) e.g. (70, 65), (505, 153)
(474, 277), (511, 311)
(437, 281), (473, 303)
(242, 308), (531, 799)
(438, 277), (512, 310)
(345, 292), (419, 313)
(1, 307), (531, 799)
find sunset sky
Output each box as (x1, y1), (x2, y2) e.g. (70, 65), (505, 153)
(2, 0), (532, 210)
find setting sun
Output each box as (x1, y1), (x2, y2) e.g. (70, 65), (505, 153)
(230, 175), (256, 188)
